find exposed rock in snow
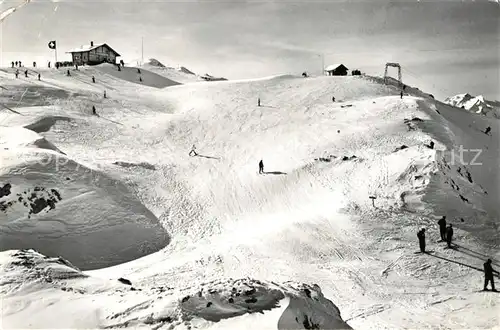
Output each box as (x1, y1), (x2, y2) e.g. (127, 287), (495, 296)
(445, 93), (500, 119)
(200, 73), (228, 81)
(178, 66), (195, 75)
(113, 160), (156, 170)
(147, 58), (166, 67)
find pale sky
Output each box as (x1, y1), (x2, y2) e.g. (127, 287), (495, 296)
(1, 0), (499, 100)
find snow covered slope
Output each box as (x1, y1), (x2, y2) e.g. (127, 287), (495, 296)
(1, 67), (499, 329)
(0, 249), (352, 329)
(445, 93), (500, 119)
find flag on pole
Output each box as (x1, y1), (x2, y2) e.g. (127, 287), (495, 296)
(48, 40), (56, 49)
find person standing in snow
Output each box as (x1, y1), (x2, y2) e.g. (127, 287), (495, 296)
(33, 61), (36, 68)
(92, 105), (97, 116)
(24, 70), (28, 78)
(445, 224), (453, 248)
(104, 90), (107, 99)
(48, 61), (51, 68)
(438, 216), (447, 241)
(38, 73), (41, 81)
(139, 76), (143, 82)
(400, 91), (403, 99)
(483, 259), (497, 291)
(14, 70), (19, 78)
(258, 160), (264, 174)
(92, 76), (96, 83)
(332, 96), (336, 102)
(67, 69), (71, 76)
(11, 61), (14, 68)
(189, 145), (198, 157)
(258, 98), (261, 107)
(417, 228), (426, 253)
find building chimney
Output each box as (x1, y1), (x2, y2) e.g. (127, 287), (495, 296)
(90, 41), (94, 47)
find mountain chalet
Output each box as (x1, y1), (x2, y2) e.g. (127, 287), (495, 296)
(67, 41), (120, 66)
(324, 64), (349, 76)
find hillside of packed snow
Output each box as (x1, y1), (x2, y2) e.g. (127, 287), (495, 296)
(1, 63), (499, 329)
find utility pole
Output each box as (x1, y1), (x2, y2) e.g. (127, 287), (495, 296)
(141, 37), (144, 66)
(321, 53), (324, 76)
(316, 53), (324, 76)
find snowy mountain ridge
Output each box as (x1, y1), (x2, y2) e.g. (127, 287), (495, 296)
(444, 93), (500, 119)
(142, 58), (227, 83)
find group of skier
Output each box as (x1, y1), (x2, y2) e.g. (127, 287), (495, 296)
(13, 68), (41, 81)
(417, 216), (497, 291)
(11, 61), (23, 67)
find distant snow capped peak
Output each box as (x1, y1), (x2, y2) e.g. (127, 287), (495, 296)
(445, 93), (500, 119)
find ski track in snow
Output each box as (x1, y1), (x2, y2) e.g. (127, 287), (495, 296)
(0, 65), (499, 329)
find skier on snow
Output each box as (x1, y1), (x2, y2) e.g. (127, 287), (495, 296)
(446, 224), (453, 248)
(483, 259), (497, 291)
(417, 228), (426, 253)
(189, 145), (197, 157)
(258, 160), (264, 174)
(438, 216), (447, 241)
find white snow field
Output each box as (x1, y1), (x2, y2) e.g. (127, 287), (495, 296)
(1, 64), (499, 329)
